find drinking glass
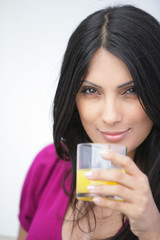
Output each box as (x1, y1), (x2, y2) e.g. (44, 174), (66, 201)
(76, 143), (126, 201)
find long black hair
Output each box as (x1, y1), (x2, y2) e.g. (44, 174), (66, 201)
(53, 5), (160, 239)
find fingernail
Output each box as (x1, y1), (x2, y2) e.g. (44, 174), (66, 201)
(87, 185), (95, 191)
(84, 171), (93, 177)
(93, 197), (100, 203)
(100, 151), (110, 157)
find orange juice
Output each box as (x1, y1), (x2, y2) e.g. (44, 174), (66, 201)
(76, 168), (125, 201)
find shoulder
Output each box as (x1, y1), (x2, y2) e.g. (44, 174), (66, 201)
(28, 143), (69, 176)
(31, 143), (59, 167)
(23, 143), (71, 196)
(35, 143), (57, 158)
(18, 144), (71, 231)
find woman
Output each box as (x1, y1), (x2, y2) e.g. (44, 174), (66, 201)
(18, 5), (160, 240)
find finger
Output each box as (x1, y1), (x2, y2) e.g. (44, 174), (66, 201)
(85, 168), (136, 190)
(87, 184), (136, 202)
(101, 152), (145, 177)
(92, 196), (135, 218)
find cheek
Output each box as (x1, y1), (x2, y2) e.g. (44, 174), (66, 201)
(131, 104), (153, 133)
(140, 117), (153, 136)
(79, 107), (97, 123)
(136, 104), (152, 123)
(77, 100), (99, 123)
(126, 101), (147, 121)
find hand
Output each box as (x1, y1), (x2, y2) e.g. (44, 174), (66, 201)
(85, 152), (160, 239)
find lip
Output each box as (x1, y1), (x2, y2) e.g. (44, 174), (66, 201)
(100, 129), (130, 142)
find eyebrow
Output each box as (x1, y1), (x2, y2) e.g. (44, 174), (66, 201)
(117, 80), (134, 88)
(84, 80), (134, 89)
(83, 80), (102, 88)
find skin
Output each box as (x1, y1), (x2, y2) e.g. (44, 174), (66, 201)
(76, 48), (160, 239)
(17, 225), (27, 240)
(76, 48), (153, 159)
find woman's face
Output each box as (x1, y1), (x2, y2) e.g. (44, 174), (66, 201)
(76, 48), (153, 158)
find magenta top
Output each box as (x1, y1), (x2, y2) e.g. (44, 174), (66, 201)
(18, 144), (72, 239)
(18, 144), (128, 239)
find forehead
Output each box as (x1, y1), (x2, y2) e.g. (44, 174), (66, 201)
(85, 48), (132, 86)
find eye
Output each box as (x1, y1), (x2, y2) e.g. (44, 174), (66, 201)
(80, 87), (100, 95)
(123, 87), (137, 95)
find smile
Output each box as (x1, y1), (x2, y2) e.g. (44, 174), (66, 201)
(100, 129), (130, 142)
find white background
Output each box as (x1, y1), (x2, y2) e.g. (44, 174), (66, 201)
(0, 0), (160, 238)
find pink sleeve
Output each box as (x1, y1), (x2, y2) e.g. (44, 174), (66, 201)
(18, 144), (58, 231)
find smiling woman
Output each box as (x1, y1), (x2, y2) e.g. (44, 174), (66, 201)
(18, 4), (160, 240)
(76, 49), (153, 159)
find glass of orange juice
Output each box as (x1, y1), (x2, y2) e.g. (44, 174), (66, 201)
(76, 143), (126, 201)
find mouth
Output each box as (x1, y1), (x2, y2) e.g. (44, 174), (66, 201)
(100, 129), (130, 142)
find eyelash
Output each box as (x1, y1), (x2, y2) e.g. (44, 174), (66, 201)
(80, 86), (137, 96)
(123, 87), (137, 95)
(80, 87), (100, 95)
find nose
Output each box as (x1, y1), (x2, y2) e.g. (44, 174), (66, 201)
(101, 96), (123, 126)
